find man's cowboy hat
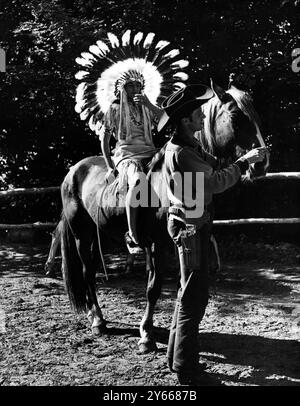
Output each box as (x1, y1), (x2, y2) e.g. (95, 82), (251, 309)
(157, 84), (214, 132)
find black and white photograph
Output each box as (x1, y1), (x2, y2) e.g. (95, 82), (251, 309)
(0, 0), (299, 392)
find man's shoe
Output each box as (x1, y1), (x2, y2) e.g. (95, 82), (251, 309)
(125, 231), (144, 254)
(177, 370), (223, 386)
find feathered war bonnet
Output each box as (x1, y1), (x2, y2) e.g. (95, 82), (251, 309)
(74, 30), (189, 136)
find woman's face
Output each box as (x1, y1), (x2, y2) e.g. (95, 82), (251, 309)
(124, 81), (142, 100)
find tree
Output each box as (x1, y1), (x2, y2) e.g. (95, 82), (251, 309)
(0, 0), (299, 191)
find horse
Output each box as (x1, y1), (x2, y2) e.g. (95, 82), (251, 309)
(60, 81), (269, 353)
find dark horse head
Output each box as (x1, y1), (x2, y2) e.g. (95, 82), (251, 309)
(196, 80), (269, 180)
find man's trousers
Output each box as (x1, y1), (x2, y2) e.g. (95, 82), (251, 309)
(167, 218), (210, 375)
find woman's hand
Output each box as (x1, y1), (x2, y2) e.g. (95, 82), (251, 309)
(133, 93), (149, 107)
(133, 93), (163, 118)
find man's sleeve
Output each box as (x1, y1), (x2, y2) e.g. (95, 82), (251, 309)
(177, 147), (243, 196)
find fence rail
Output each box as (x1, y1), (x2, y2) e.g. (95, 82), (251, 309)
(0, 222), (57, 230)
(0, 218), (300, 231)
(214, 218), (300, 225)
(0, 172), (299, 197)
(0, 186), (60, 197)
(256, 172), (300, 180)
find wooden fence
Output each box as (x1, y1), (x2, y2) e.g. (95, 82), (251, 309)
(0, 172), (299, 230)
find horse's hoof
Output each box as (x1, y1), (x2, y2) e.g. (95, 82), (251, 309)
(91, 321), (107, 336)
(137, 341), (158, 354)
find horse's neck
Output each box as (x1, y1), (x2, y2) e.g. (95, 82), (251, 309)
(199, 101), (218, 156)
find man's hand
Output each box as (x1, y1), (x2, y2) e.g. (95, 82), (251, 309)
(242, 147), (269, 164)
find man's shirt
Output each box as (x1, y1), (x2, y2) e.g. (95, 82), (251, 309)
(164, 135), (248, 221)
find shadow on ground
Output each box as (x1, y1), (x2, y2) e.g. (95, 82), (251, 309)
(199, 331), (300, 386)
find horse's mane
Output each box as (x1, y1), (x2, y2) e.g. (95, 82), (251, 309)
(197, 86), (265, 155)
(227, 86), (264, 146)
(198, 97), (219, 155)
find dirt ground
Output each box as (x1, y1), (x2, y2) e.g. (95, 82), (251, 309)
(0, 241), (300, 387)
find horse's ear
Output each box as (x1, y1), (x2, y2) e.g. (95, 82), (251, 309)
(210, 78), (227, 103)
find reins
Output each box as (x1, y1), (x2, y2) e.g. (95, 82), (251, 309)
(96, 187), (109, 281)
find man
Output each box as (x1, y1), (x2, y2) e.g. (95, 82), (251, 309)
(101, 75), (163, 253)
(157, 84), (267, 385)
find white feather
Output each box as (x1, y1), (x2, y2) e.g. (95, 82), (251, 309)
(81, 52), (96, 62)
(89, 116), (96, 130)
(165, 49), (180, 59)
(170, 59), (189, 69)
(173, 72), (189, 81)
(155, 40), (170, 50)
(75, 57), (87, 66)
(122, 30), (131, 46)
(107, 32), (119, 48)
(80, 110), (90, 120)
(75, 98), (88, 111)
(75, 104), (82, 113)
(133, 32), (143, 45)
(76, 83), (87, 101)
(143, 32), (155, 48)
(75, 99), (97, 114)
(75, 57), (93, 68)
(89, 45), (102, 57)
(96, 40), (109, 53)
(75, 71), (89, 80)
(173, 82), (187, 89)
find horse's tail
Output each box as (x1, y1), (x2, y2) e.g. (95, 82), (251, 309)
(60, 212), (87, 313)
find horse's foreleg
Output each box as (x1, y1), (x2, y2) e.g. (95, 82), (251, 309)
(138, 244), (163, 353)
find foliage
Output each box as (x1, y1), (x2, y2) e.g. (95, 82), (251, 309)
(0, 0), (299, 192)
